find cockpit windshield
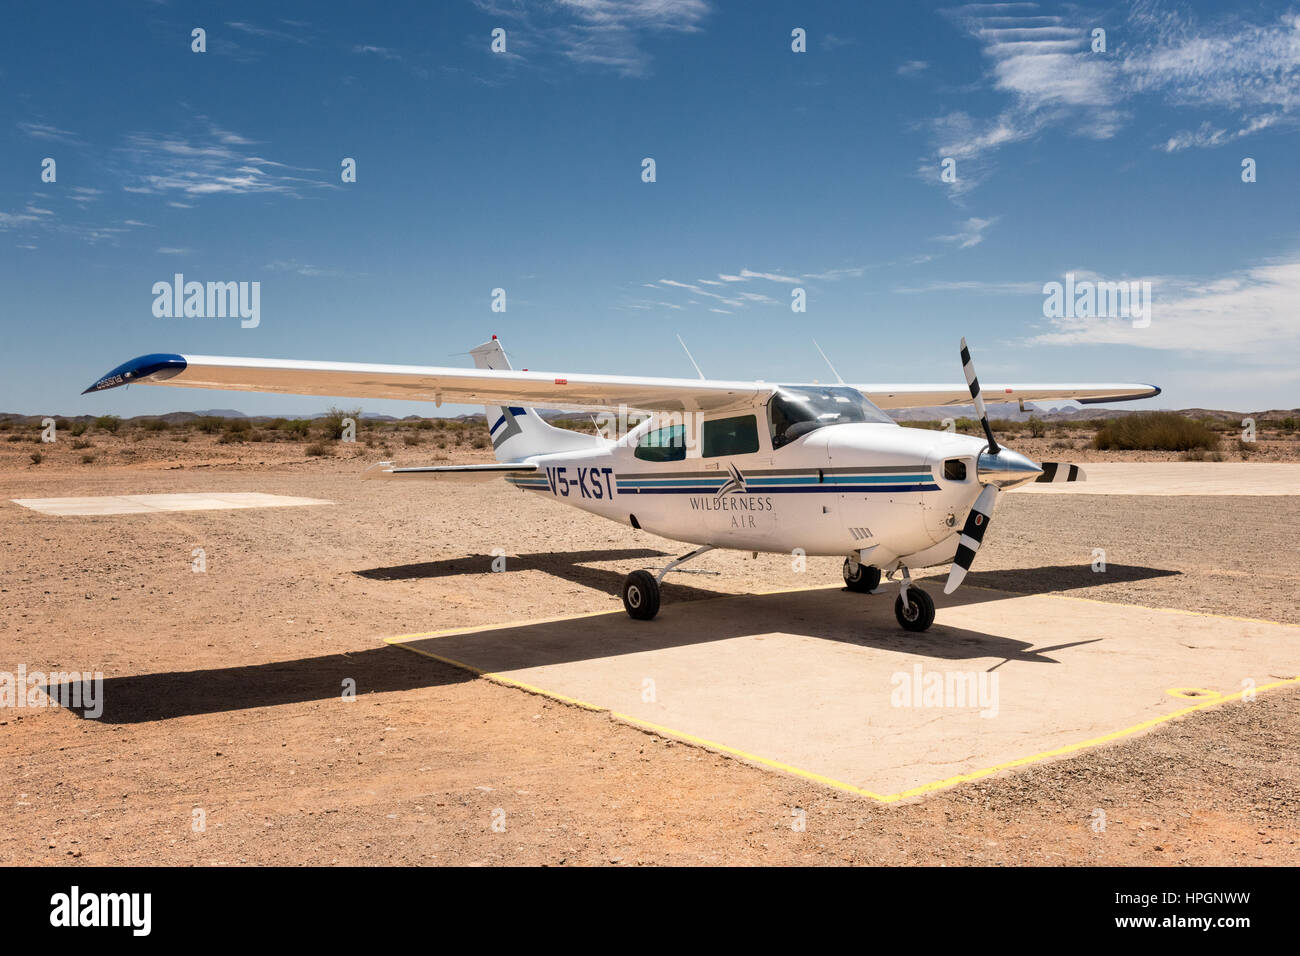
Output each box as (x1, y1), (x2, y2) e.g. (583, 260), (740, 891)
(768, 385), (895, 448)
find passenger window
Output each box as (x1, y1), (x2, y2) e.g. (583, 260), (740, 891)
(634, 423), (687, 462)
(702, 415), (759, 458)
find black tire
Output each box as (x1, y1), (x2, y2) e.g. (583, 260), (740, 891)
(894, 586), (936, 632)
(842, 558), (882, 593)
(622, 570), (661, 621)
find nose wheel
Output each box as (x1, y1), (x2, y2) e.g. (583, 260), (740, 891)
(894, 585), (935, 631)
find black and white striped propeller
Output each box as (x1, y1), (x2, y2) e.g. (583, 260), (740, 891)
(946, 338), (1019, 595)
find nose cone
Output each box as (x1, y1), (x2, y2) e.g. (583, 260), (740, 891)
(977, 447), (1043, 489)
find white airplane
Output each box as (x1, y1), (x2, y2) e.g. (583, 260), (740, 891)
(85, 338), (1158, 631)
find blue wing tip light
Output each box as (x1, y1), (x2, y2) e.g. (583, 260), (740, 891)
(83, 353), (187, 394)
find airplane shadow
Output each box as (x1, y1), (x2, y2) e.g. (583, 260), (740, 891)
(355, 548), (729, 601)
(47, 646), (471, 725)
(50, 559), (1180, 724)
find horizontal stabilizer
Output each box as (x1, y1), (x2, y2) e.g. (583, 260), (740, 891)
(362, 461), (539, 481)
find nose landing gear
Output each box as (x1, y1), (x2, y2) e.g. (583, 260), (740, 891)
(892, 567), (935, 632)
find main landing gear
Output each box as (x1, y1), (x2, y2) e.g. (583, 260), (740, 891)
(622, 545), (716, 621)
(842, 557), (882, 593)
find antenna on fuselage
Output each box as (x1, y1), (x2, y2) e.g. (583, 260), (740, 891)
(677, 334), (706, 379)
(812, 339), (845, 385)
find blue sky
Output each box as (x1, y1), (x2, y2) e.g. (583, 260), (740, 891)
(3, 0), (1298, 417)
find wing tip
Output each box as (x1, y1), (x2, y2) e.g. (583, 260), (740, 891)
(1075, 383), (1162, 405)
(83, 353), (187, 394)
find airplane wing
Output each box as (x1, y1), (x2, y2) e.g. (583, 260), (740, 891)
(83, 353), (764, 413)
(855, 383), (1160, 410)
(83, 353), (1159, 413)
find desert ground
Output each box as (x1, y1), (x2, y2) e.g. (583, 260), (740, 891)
(1, 419), (1298, 866)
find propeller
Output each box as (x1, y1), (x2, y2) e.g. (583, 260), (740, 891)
(945, 484), (996, 594)
(1034, 462), (1087, 483)
(945, 337), (1038, 595)
(959, 337), (999, 456)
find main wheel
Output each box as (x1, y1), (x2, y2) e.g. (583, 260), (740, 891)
(842, 558), (882, 593)
(622, 570), (661, 621)
(894, 586), (936, 632)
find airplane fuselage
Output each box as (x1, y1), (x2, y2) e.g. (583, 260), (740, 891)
(506, 422), (997, 570)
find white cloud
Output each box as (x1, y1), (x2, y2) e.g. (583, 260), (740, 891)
(117, 123), (327, 199)
(934, 216), (998, 249)
(923, 3), (1300, 193)
(17, 121), (79, 143)
(1031, 258), (1300, 357)
(474, 0), (710, 77)
(739, 267), (800, 283)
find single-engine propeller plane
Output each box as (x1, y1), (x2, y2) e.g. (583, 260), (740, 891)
(85, 338), (1158, 631)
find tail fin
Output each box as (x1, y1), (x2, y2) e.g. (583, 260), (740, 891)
(468, 336), (602, 462)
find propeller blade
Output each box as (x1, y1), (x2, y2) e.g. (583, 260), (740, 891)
(1035, 462), (1087, 483)
(959, 337), (1000, 456)
(944, 484), (998, 594)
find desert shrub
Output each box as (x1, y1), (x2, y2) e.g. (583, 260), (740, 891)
(416, 419), (434, 430)
(1027, 417), (1046, 438)
(72, 439), (92, 450)
(94, 415), (121, 434)
(69, 421), (88, 437)
(306, 442), (330, 457)
(195, 416), (223, 434)
(471, 435), (488, 450)
(321, 406), (362, 440)
(1093, 413), (1220, 452)
(80, 453), (95, 464)
(29, 451), (42, 464)
(403, 434), (422, 446)
(1181, 448), (1224, 462)
(218, 420), (251, 443)
(141, 418), (169, 432)
(6, 434), (22, 443)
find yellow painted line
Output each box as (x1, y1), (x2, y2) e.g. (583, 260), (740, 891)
(385, 635), (606, 712)
(604, 711), (892, 801)
(885, 676), (1300, 802)
(381, 587), (1300, 803)
(385, 631), (892, 800)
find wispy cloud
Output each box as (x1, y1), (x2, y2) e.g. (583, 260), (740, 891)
(922, 2), (1300, 194)
(266, 259), (342, 277)
(934, 216), (998, 249)
(473, 0), (711, 77)
(17, 121), (80, 144)
(226, 21), (309, 45)
(115, 121), (328, 199)
(1032, 257), (1300, 357)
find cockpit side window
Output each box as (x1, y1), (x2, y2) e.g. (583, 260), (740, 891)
(634, 423), (687, 462)
(768, 385), (895, 448)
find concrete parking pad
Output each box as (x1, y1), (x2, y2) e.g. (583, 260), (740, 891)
(1012, 462), (1300, 496)
(388, 585), (1300, 801)
(10, 492), (332, 516)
